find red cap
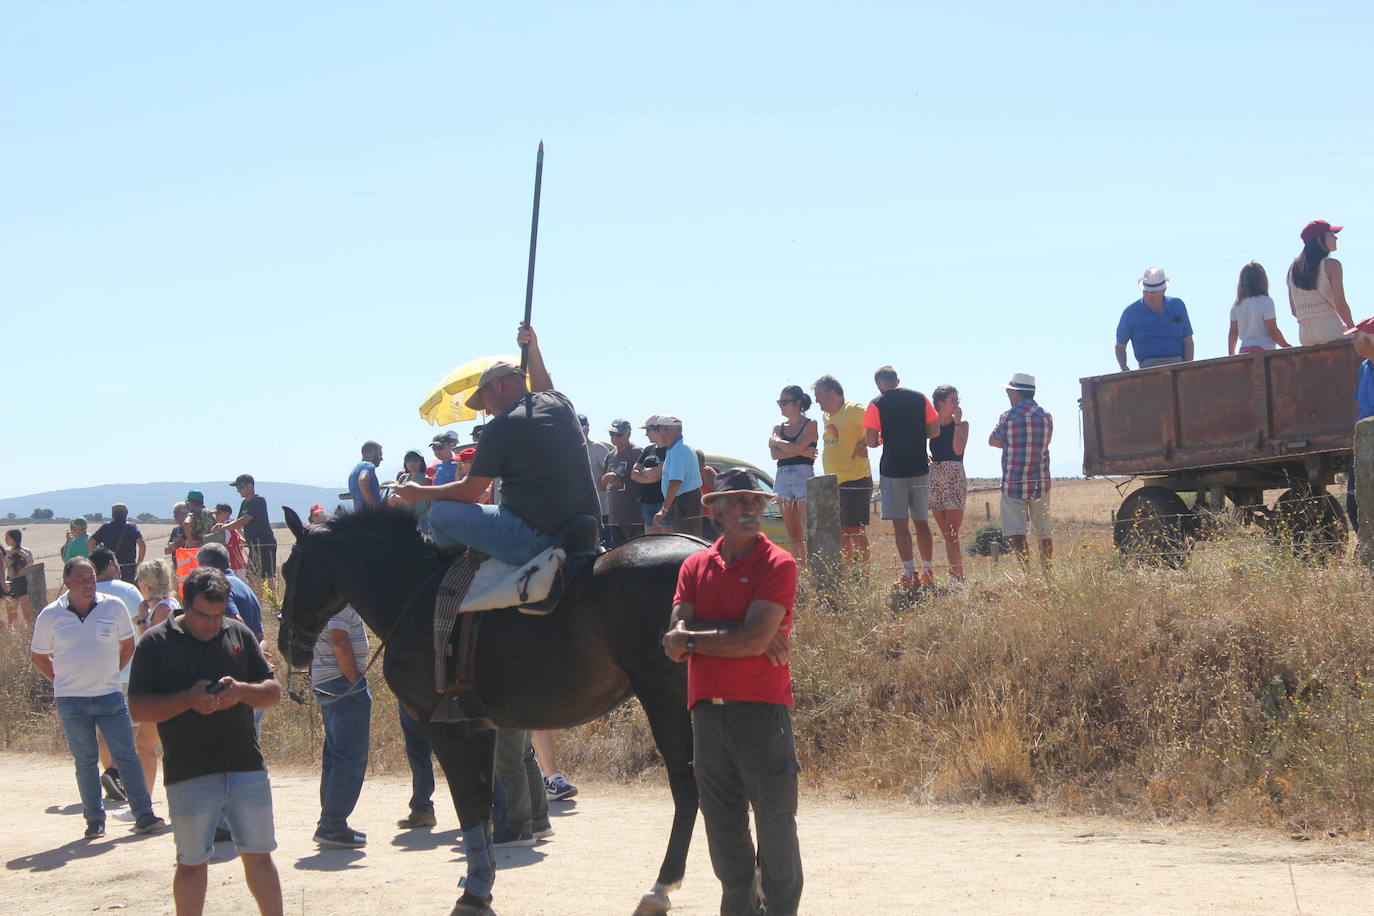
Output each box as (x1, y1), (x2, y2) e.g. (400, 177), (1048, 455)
(309, 503), (326, 516)
(1344, 317), (1374, 336)
(1301, 220), (1342, 243)
(458, 447), (477, 462)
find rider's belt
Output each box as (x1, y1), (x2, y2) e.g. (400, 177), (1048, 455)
(705, 697), (739, 705)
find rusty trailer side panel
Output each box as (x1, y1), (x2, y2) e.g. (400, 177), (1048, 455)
(1081, 340), (1362, 477)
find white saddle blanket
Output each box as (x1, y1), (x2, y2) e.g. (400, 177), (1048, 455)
(458, 546), (566, 613)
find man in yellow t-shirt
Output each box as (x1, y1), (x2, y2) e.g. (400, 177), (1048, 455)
(812, 375), (872, 563)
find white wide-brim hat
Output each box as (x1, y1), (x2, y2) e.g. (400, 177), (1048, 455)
(1005, 371), (1036, 391)
(1139, 266), (1169, 292)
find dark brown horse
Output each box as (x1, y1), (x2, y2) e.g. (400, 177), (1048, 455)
(278, 505), (700, 915)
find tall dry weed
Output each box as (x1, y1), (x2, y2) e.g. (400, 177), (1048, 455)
(5, 534), (1374, 836)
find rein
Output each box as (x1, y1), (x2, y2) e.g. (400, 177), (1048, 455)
(284, 554), (451, 706)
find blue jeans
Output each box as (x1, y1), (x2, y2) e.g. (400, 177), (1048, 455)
(397, 702), (435, 815)
(55, 692), (154, 825)
(315, 676), (371, 832)
(642, 503), (664, 531)
(428, 501), (554, 566)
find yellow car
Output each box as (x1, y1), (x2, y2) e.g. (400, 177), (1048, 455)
(701, 454), (790, 543)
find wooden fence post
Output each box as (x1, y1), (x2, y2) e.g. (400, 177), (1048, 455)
(22, 562), (48, 612)
(1355, 418), (1374, 571)
(806, 474), (841, 588)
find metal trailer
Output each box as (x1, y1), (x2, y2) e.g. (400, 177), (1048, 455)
(1079, 339), (1363, 561)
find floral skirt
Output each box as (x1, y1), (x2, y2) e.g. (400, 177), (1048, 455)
(928, 461), (967, 512)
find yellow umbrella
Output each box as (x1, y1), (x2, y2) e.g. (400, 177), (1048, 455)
(417, 355), (505, 425)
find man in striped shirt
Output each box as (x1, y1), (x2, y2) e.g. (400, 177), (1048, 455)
(989, 372), (1053, 568)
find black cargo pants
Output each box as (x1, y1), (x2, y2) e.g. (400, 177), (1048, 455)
(691, 700), (803, 916)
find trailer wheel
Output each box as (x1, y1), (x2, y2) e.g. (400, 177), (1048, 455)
(1113, 486), (1196, 566)
(1273, 487), (1348, 561)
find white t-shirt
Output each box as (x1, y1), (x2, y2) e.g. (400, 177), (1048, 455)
(1230, 295), (1278, 350)
(31, 593), (135, 697)
(96, 578), (143, 686)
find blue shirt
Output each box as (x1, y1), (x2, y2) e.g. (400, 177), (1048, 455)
(661, 438), (702, 495)
(1116, 297), (1193, 363)
(433, 460), (459, 485)
(1357, 360), (1374, 420)
(225, 571), (264, 639)
(348, 460), (380, 509)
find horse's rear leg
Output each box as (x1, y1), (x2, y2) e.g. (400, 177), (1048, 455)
(427, 723), (499, 916)
(630, 666), (699, 915)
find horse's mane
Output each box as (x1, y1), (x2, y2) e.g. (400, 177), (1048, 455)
(322, 505), (430, 554)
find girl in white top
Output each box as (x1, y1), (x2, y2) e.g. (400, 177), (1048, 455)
(1228, 261), (1291, 354)
(131, 559), (180, 797)
(1288, 220), (1354, 345)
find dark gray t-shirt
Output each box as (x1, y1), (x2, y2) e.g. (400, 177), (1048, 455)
(603, 445), (644, 526)
(469, 390), (600, 536)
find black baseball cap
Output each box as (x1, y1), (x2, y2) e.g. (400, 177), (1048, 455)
(231, 474), (254, 487)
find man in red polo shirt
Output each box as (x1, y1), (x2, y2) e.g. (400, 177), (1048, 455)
(662, 467), (801, 916)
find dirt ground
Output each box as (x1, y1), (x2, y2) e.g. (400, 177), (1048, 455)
(4, 753), (1372, 915)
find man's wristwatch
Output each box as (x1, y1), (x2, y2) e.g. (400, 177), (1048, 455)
(684, 634), (696, 655)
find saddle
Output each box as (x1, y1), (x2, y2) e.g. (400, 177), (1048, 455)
(429, 515), (602, 724)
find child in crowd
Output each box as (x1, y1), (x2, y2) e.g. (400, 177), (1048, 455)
(62, 516), (91, 561)
(1228, 261), (1291, 354)
(215, 503), (248, 578)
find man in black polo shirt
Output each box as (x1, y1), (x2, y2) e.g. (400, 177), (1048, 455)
(863, 365), (941, 587)
(129, 567), (284, 916)
(393, 325), (600, 565)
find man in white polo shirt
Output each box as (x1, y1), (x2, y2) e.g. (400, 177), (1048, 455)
(30, 557), (167, 839)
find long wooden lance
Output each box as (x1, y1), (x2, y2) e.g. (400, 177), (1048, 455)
(520, 141), (544, 373)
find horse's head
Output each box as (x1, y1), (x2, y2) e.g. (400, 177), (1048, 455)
(278, 506), (348, 668)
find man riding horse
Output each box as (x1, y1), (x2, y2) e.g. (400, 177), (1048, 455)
(393, 325), (601, 567)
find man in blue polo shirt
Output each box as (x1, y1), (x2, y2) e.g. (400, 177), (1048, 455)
(1115, 266), (1194, 371)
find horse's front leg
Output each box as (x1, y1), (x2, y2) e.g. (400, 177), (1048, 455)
(428, 722), (498, 916)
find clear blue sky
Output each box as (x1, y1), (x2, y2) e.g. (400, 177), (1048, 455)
(4, 2), (1370, 501)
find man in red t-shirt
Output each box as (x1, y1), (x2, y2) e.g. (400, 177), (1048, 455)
(662, 468), (801, 916)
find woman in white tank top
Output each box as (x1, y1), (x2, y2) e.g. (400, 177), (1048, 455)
(1288, 220), (1354, 345)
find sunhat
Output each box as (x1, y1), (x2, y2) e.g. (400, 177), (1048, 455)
(1005, 372), (1036, 391)
(701, 467), (778, 506)
(1139, 267), (1169, 292)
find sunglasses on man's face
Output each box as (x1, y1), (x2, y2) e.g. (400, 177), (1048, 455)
(646, 425), (662, 432)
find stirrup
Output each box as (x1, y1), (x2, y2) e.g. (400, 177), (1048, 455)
(430, 691), (495, 728)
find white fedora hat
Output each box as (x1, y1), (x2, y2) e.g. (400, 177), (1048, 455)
(1139, 266), (1169, 292)
(1005, 371), (1036, 391)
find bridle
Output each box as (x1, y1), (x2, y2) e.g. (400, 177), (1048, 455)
(280, 538), (451, 706)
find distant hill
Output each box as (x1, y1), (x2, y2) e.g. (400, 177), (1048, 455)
(0, 482), (345, 522)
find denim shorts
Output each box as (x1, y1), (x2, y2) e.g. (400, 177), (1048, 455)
(774, 465), (814, 501)
(879, 474), (930, 521)
(166, 770), (277, 865)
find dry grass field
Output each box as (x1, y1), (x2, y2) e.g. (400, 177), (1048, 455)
(7, 475), (1373, 841)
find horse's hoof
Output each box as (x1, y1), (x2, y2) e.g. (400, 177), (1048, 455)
(450, 891), (496, 916)
(632, 888), (671, 915)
